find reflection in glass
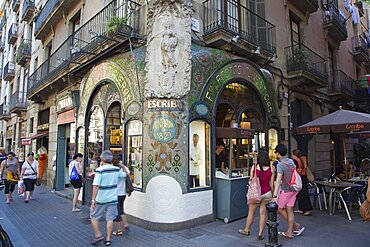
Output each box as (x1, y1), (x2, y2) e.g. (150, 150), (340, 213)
(189, 120), (211, 189)
(127, 120), (142, 188)
(268, 128), (278, 161)
(87, 106), (104, 173)
(107, 103), (122, 165)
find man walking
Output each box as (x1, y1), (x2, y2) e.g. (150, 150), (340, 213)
(90, 150), (126, 246)
(271, 144), (304, 239)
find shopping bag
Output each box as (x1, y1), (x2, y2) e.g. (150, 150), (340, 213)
(17, 180), (25, 196)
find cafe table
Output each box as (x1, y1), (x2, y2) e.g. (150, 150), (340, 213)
(314, 180), (363, 220)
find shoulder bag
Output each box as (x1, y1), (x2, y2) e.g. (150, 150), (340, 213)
(6, 161), (19, 183)
(125, 168), (134, 196)
(360, 200), (370, 221)
(246, 165), (262, 204)
(306, 165), (315, 183)
(27, 161), (41, 186)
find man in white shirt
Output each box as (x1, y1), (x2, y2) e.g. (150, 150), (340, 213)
(190, 134), (202, 187)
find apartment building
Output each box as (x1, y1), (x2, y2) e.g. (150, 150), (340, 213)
(0, 0), (369, 229)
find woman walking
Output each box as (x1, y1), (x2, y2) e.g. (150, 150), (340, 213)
(292, 149), (312, 216)
(69, 153), (83, 212)
(0, 152), (20, 204)
(113, 161), (130, 236)
(21, 152), (39, 203)
(239, 150), (275, 240)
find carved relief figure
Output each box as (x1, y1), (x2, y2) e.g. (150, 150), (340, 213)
(161, 20), (178, 72)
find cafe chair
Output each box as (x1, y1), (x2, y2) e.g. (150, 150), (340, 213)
(310, 179), (327, 211)
(333, 186), (363, 221)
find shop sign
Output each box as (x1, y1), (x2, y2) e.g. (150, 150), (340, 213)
(37, 123), (49, 131)
(202, 61), (276, 116)
(21, 138), (32, 146)
(57, 109), (75, 125)
(57, 95), (73, 113)
(150, 116), (177, 143)
(148, 99), (183, 111)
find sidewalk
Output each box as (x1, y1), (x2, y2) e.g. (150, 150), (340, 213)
(0, 185), (369, 247)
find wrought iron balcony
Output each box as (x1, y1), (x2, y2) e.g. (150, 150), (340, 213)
(0, 13), (6, 28)
(203, 0), (276, 56)
(21, 0), (36, 23)
(0, 104), (11, 120)
(355, 88), (370, 112)
(0, 37), (4, 52)
(3, 61), (15, 81)
(288, 0), (319, 14)
(323, 4), (348, 42)
(16, 39), (32, 67)
(352, 35), (369, 64)
(28, 0), (141, 101)
(285, 44), (328, 91)
(327, 70), (355, 99)
(9, 90), (27, 113)
(12, 0), (20, 12)
(8, 23), (18, 45)
(34, 0), (76, 41)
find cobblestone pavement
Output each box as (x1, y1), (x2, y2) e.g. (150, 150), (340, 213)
(0, 185), (369, 247)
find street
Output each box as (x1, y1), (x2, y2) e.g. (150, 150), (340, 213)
(0, 185), (369, 247)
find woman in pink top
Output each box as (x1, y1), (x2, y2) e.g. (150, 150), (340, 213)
(239, 150), (275, 240)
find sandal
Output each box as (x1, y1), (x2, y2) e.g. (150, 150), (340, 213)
(278, 232), (294, 239)
(112, 231), (122, 236)
(91, 235), (105, 245)
(104, 240), (111, 246)
(293, 227), (305, 237)
(238, 229), (250, 236)
(258, 235), (264, 240)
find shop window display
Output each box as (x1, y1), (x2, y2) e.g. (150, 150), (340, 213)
(189, 120), (211, 189)
(107, 103), (122, 165)
(87, 106), (104, 173)
(127, 120), (142, 188)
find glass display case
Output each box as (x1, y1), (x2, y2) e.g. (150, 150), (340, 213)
(127, 120), (142, 188)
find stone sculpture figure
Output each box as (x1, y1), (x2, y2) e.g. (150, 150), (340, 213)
(161, 21), (178, 72)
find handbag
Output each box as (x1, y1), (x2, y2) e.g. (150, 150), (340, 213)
(6, 171), (19, 183)
(306, 166), (315, 183)
(246, 165), (261, 204)
(27, 161), (41, 186)
(126, 175), (134, 196)
(70, 164), (80, 181)
(359, 200), (370, 221)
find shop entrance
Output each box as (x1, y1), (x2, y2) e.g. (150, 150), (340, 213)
(214, 82), (269, 222)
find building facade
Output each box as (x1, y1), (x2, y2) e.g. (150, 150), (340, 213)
(0, 0), (369, 229)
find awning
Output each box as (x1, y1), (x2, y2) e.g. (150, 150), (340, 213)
(29, 131), (49, 140)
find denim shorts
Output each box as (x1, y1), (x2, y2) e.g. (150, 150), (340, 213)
(90, 204), (118, 222)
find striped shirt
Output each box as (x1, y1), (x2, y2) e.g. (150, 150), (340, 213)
(93, 164), (126, 205)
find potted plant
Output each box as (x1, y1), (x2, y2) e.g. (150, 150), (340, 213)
(107, 16), (129, 36)
(287, 47), (309, 71)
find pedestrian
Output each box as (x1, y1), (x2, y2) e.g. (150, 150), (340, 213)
(0, 147), (7, 165)
(271, 144), (304, 239)
(69, 153), (83, 212)
(20, 152), (39, 203)
(292, 149), (312, 216)
(239, 150), (275, 240)
(113, 161), (130, 237)
(0, 152), (20, 204)
(90, 150), (126, 246)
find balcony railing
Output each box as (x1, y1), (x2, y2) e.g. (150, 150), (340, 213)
(352, 35), (369, 63)
(203, 0), (276, 54)
(28, 0), (141, 97)
(288, 0), (319, 14)
(0, 13), (6, 27)
(3, 61), (16, 81)
(8, 23), (18, 45)
(0, 104), (11, 120)
(21, 0), (35, 23)
(16, 39), (32, 66)
(328, 70), (355, 98)
(9, 91), (27, 112)
(0, 37), (4, 52)
(323, 4), (347, 41)
(12, 0), (20, 12)
(285, 44), (327, 81)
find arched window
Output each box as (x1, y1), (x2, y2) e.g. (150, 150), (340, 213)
(106, 102), (122, 165)
(126, 119), (143, 188)
(189, 120), (211, 189)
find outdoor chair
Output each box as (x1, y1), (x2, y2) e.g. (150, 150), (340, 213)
(310, 179), (327, 211)
(333, 185), (364, 220)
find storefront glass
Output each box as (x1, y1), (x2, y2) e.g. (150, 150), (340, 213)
(87, 106), (104, 173)
(127, 120), (142, 188)
(107, 103), (122, 165)
(268, 128), (278, 161)
(189, 120), (211, 189)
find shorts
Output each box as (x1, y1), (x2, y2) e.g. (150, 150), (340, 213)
(261, 191), (272, 200)
(277, 190), (298, 208)
(90, 204), (118, 222)
(23, 179), (36, 192)
(71, 176), (83, 189)
(115, 195), (126, 222)
(3, 179), (16, 194)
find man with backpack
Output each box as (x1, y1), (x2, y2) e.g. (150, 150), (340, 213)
(271, 144), (304, 239)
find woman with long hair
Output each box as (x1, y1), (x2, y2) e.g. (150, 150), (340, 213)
(239, 150), (275, 240)
(292, 149), (312, 216)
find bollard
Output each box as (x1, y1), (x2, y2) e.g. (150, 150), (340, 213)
(265, 201), (282, 247)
